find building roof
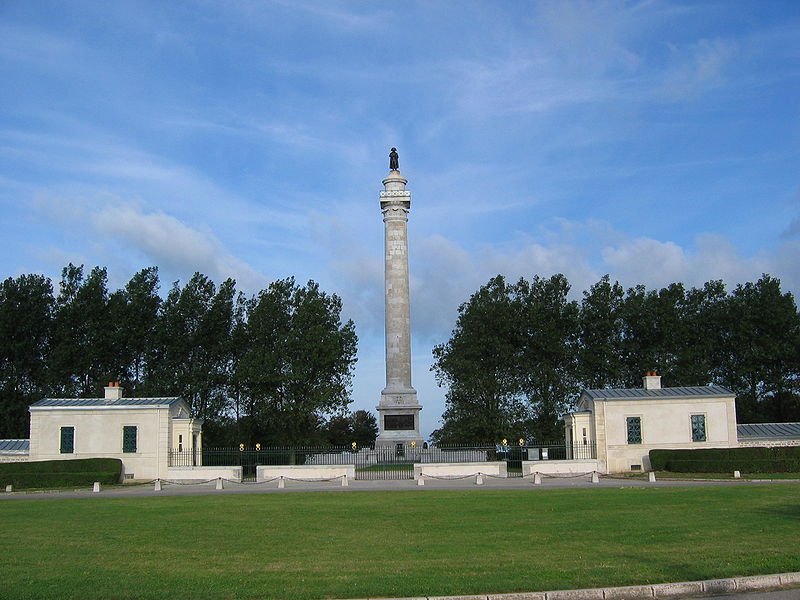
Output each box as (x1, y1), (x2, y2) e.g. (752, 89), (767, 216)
(0, 439), (30, 452)
(30, 397), (184, 410)
(737, 422), (800, 440)
(582, 385), (734, 401)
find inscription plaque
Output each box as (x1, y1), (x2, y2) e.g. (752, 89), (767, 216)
(384, 414), (414, 431)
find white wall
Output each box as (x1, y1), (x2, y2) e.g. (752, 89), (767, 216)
(256, 465), (355, 482)
(597, 396), (737, 472)
(28, 405), (180, 480)
(413, 461), (508, 479)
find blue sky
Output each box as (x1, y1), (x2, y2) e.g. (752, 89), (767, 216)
(2, 1), (799, 437)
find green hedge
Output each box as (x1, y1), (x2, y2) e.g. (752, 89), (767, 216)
(0, 458), (122, 489)
(650, 447), (800, 472)
(666, 458), (800, 473)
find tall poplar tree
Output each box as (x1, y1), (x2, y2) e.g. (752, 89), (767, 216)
(235, 278), (357, 445)
(0, 274), (53, 437)
(48, 265), (116, 397)
(515, 274), (580, 441)
(431, 275), (529, 444)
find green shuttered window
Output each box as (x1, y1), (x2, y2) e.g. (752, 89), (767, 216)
(60, 426), (74, 454)
(122, 426), (137, 453)
(626, 417), (642, 444)
(691, 414), (706, 442)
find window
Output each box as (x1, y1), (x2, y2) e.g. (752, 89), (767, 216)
(691, 414), (706, 442)
(60, 427), (74, 454)
(626, 417), (642, 444)
(122, 426), (137, 453)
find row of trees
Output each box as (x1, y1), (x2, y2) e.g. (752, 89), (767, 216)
(431, 274), (800, 444)
(0, 265), (365, 445)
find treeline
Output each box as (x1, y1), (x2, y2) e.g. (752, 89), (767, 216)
(0, 265), (365, 445)
(431, 273), (800, 444)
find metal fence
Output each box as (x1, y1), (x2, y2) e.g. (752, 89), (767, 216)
(167, 442), (597, 480)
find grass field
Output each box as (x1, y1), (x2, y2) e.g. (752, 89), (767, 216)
(2, 485), (799, 600)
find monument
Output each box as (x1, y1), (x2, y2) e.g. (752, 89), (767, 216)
(375, 148), (423, 450)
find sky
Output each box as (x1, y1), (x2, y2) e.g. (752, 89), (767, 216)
(1, 0), (799, 438)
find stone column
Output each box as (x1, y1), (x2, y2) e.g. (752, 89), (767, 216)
(375, 165), (422, 448)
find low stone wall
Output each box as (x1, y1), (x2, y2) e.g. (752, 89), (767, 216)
(166, 466), (243, 482)
(413, 461), (507, 479)
(256, 464), (355, 482)
(522, 459), (600, 476)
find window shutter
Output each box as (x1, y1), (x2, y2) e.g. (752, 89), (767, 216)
(122, 426), (137, 453)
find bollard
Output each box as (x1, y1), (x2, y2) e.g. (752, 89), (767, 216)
(734, 470), (741, 478)
(278, 476), (285, 489)
(215, 477), (224, 490)
(341, 474), (348, 487)
(154, 479), (162, 492)
(417, 475), (425, 486)
(533, 472), (542, 485)
(591, 471), (599, 484)
(5, 484), (12, 493)
(475, 473), (484, 486)
(648, 472), (656, 483)
(92, 481), (101, 493)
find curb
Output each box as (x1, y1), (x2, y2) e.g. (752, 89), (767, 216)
(350, 572), (800, 600)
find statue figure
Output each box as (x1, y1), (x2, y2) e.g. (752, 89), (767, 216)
(389, 147), (399, 170)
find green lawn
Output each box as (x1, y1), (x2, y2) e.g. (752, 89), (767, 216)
(2, 485), (799, 600)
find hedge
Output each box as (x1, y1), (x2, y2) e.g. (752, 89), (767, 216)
(0, 458), (122, 489)
(666, 458), (800, 473)
(650, 447), (800, 472)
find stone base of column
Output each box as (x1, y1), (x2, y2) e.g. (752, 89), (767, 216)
(376, 388), (422, 448)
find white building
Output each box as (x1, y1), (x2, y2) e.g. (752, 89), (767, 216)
(564, 373), (738, 473)
(27, 383), (203, 480)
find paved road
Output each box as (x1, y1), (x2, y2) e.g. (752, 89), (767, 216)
(2, 473), (798, 500)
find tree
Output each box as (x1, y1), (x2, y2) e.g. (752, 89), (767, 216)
(235, 278), (358, 445)
(0, 274), (53, 438)
(431, 275), (529, 444)
(578, 275), (625, 389)
(146, 273), (235, 422)
(323, 410), (378, 446)
(715, 275), (800, 422)
(111, 267), (161, 394)
(515, 274), (580, 441)
(673, 280), (728, 386)
(48, 265), (116, 397)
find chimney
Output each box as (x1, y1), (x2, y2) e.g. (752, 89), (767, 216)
(104, 382), (124, 400)
(642, 372), (661, 390)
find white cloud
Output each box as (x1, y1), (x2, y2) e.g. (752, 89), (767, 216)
(326, 219), (800, 351)
(33, 193), (266, 292)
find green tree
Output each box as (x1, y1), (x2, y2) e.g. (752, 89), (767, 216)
(716, 275), (800, 422)
(0, 274), (53, 438)
(111, 267), (161, 393)
(235, 278), (358, 445)
(515, 274), (580, 441)
(323, 410), (378, 447)
(49, 265), (116, 397)
(673, 280), (728, 386)
(146, 273), (235, 422)
(431, 275), (528, 444)
(578, 275), (625, 389)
